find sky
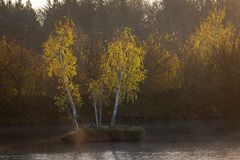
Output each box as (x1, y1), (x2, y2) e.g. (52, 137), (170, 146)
(9, 0), (154, 10)
(10, 0), (48, 9)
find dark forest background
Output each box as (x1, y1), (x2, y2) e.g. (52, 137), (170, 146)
(1, 0), (240, 125)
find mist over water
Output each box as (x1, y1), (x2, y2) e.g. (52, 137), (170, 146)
(1, 121), (240, 160)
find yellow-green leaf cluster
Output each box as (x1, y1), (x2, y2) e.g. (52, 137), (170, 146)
(102, 28), (146, 102)
(54, 83), (81, 110)
(43, 17), (77, 82)
(144, 32), (181, 90)
(43, 17), (81, 108)
(0, 38), (42, 98)
(88, 79), (103, 99)
(184, 9), (236, 61)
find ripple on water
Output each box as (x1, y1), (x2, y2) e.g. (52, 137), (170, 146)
(2, 147), (240, 160)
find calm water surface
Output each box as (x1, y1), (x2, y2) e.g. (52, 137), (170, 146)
(1, 121), (240, 160)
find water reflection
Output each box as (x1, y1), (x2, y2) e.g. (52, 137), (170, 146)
(3, 148), (240, 160)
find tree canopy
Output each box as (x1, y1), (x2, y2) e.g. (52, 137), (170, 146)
(2, 0), (240, 125)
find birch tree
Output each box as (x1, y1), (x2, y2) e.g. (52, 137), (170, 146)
(43, 17), (81, 129)
(88, 39), (107, 128)
(88, 79), (105, 127)
(102, 28), (146, 127)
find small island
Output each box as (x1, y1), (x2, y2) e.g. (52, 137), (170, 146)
(61, 126), (145, 143)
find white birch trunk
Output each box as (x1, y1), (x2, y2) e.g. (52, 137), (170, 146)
(99, 99), (102, 127)
(111, 89), (120, 127)
(58, 41), (79, 129)
(99, 86), (103, 127)
(93, 96), (99, 128)
(65, 86), (79, 129)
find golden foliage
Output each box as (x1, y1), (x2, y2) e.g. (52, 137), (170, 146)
(43, 17), (81, 108)
(102, 28), (146, 102)
(0, 38), (43, 97)
(184, 9), (236, 61)
(144, 32), (181, 90)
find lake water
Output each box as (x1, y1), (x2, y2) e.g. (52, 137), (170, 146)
(1, 121), (240, 160)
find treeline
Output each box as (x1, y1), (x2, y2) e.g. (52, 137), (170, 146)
(1, 0), (240, 125)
